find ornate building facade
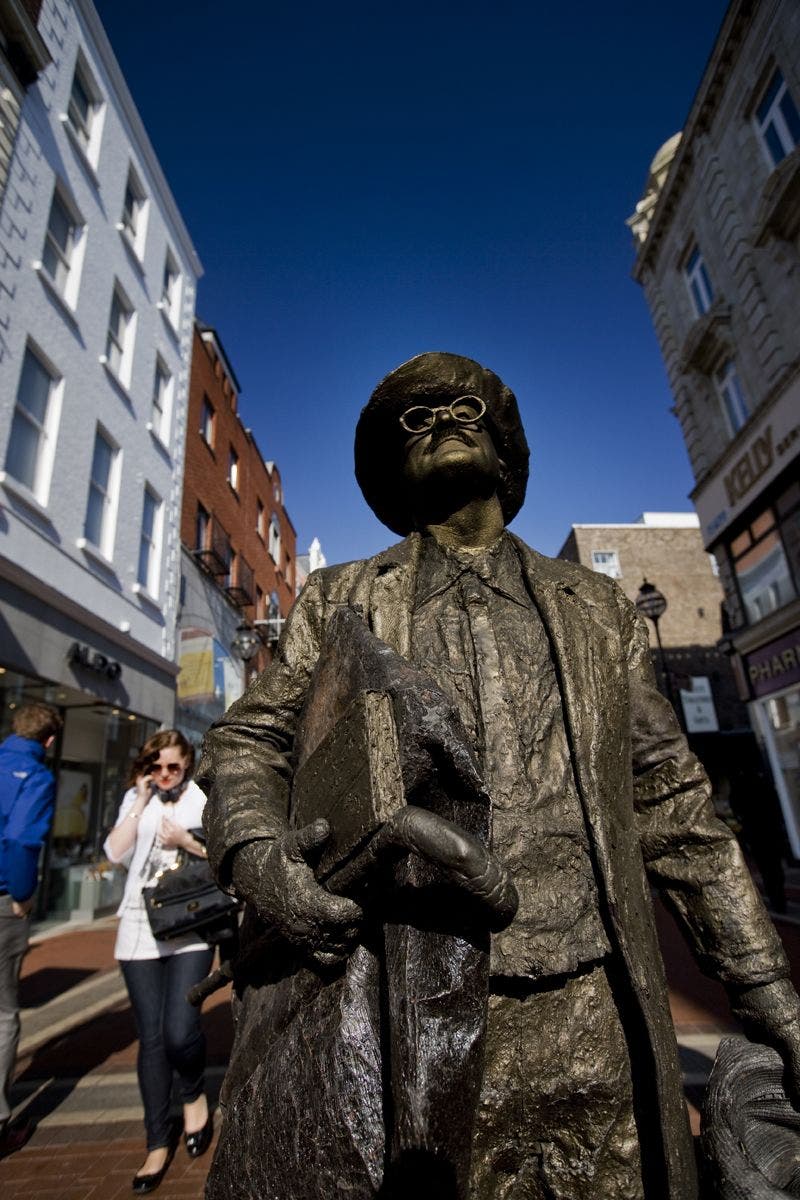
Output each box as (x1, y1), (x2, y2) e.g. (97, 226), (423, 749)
(629, 0), (800, 852)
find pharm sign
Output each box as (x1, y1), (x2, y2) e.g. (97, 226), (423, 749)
(744, 630), (800, 698)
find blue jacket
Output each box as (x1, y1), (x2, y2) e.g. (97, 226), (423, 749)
(0, 734), (56, 901)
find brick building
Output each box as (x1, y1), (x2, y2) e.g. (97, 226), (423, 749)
(558, 514), (763, 805)
(176, 321), (297, 745)
(628, 0), (800, 855)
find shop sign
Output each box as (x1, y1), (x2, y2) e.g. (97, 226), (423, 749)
(694, 379), (800, 544)
(68, 642), (122, 681)
(679, 676), (719, 733)
(744, 629), (800, 697)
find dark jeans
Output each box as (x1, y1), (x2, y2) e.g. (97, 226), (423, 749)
(121, 949), (214, 1150)
(0, 896), (29, 1131)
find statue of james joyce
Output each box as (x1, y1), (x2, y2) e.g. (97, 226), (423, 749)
(198, 352), (800, 1200)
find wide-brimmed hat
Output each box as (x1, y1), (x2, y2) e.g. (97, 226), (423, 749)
(354, 352), (530, 536)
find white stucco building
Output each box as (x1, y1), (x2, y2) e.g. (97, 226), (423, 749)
(628, 0), (800, 855)
(0, 0), (201, 917)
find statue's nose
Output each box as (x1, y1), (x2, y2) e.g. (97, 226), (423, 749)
(432, 405), (455, 427)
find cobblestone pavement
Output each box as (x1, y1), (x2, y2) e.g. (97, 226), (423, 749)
(1, 874), (799, 1198)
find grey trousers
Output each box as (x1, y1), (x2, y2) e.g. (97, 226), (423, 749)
(0, 895), (30, 1130)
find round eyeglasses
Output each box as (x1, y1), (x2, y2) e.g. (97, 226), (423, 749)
(398, 395), (487, 435)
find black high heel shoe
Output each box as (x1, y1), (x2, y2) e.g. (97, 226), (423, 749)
(132, 1144), (175, 1194)
(183, 1112), (213, 1158)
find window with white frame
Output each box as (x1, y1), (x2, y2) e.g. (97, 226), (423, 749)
(160, 250), (181, 325)
(41, 186), (83, 302)
(200, 395), (214, 446)
(119, 167), (148, 258)
(268, 515), (281, 563)
(256, 498), (266, 539)
(66, 54), (102, 160)
(83, 426), (118, 557)
(591, 550), (621, 578)
(104, 284), (135, 384)
(716, 360), (749, 437)
(4, 345), (60, 501)
(137, 485), (162, 596)
(755, 69), (800, 168)
(151, 357), (172, 442)
(228, 447), (239, 491)
(684, 245), (714, 317)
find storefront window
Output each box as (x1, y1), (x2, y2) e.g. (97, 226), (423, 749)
(175, 626), (243, 750)
(729, 505), (796, 625)
(0, 667), (156, 916)
(761, 687), (800, 858)
(777, 482), (800, 594)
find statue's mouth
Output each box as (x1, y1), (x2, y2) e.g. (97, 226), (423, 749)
(424, 428), (474, 456)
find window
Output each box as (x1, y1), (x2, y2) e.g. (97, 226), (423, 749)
(160, 250), (180, 325)
(66, 55), (101, 158)
(4, 346), (60, 500)
(137, 486), (162, 596)
(200, 395), (214, 446)
(83, 427), (118, 556)
(228, 447), (239, 491)
(268, 515), (281, 563)
(104, 284), (135, 383)
(255, 585), (264, 620)
(755, 69), (800, 168)
(151, 358), (172, 441)
(119, 167), (147, 257)
(41, 187), (82, 300)
(684, 245), (714, 317)
(591, 550), (621, 579)
(729, 506), (796, 625)
(195, 503), (209, 552)
(715, 360), (749, 437)
(256, 499), (266, 540)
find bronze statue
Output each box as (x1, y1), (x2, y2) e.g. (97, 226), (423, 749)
(198, 352), (800, 1199)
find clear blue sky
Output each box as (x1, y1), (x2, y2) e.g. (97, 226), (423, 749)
(94, 0), (729, 566)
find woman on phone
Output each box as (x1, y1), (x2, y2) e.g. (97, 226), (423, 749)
(105, 730), (214, 1194)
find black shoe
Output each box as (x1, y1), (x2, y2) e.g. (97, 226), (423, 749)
(183, 1112), (213, 1158)
(0, 1119), (34, 1160)
(132, 1145), (175, 1194)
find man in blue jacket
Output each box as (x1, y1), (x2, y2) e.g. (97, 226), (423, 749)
(0, 702), (61, 1158)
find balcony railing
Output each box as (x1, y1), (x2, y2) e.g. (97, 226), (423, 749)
(194, 515), (230, 576)
(226, 555), (254, 609)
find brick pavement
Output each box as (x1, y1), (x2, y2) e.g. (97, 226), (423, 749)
(2, 879), (800, 1197)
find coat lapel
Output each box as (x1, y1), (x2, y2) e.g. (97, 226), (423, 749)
(510, 535), (627, 915)
(348, 534), (421, 658)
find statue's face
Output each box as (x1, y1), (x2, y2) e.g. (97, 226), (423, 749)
(400, 396), (502, 501)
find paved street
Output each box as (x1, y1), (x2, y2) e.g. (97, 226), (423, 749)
(2, 877), (800, 1199)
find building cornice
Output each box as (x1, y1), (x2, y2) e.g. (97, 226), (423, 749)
(73, 0), (203, 280)
(631, 0), (756, 281)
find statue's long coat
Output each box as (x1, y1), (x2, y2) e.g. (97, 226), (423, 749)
(199, 534), (788, 1200)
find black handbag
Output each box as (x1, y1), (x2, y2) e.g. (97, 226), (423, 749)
(144, 828), (240, 943)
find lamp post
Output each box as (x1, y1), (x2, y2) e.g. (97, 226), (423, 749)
(635, 579), (678, 716)
(231, 623), (260, 688)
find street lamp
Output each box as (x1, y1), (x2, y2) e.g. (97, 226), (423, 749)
(231, 623), (261, 690)
(635, 579), (677, 714)
(231, 624), (260, 662)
